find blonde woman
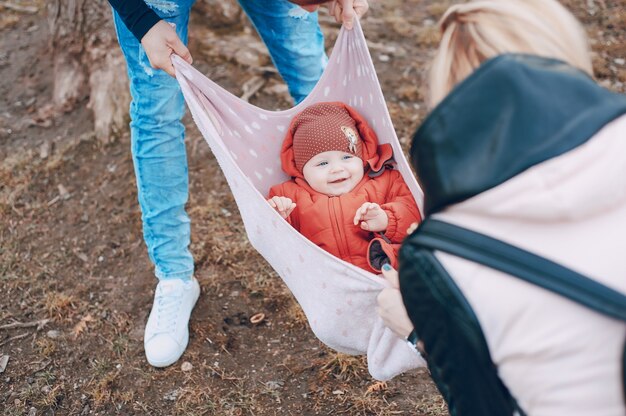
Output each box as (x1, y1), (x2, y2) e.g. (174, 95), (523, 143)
(377, 0), (626, 414)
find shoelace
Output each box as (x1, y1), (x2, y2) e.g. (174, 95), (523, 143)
(153, 284), (183, 335)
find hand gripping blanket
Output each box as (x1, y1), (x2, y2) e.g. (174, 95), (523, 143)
(173, 20), (425, 380)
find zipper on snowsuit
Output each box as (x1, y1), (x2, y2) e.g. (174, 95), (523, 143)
(328, 196), (351, 261)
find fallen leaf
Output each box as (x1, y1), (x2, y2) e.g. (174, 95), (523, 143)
(72, 314), (94, 339)
(366, 381), (388, 394)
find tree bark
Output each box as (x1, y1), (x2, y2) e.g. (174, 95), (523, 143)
(47, 0), (130, 143)
(193, 0), (244, 29)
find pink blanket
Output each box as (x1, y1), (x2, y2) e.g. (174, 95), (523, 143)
(173, 19), (425, 380)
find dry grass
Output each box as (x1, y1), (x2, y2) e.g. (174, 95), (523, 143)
(36, 383), (65, 409)
(283, 297), (309, 329)
(42, 292), (77, 321)
(340, 396), (402, 416)
(34, 337), (56, 357)
(317, 352), (368, 382)
(176, 387), (218, 415)
(413, 395), (449, 415)
(86, 363), (121, 408)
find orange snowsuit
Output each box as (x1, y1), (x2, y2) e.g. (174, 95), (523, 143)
(269, 102), (421, 273)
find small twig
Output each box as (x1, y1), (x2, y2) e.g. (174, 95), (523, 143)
(0, 332), (29, 347)
(278, 363), (295, 375)
(73, 250), (89, 263)
(240, 76), (266, 102)
(0, 1), (38, 13)
(207, 365), (242, 381)
(11, 204), (23, 218)
(47, 195), (60, 207)
(220, 345), (232, 355)
(31, 359), (51, 373)
(251, 65), (278, 75)
(0, 319), (50, 331)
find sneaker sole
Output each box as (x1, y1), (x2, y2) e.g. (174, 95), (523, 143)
(146, 331), (190, 368)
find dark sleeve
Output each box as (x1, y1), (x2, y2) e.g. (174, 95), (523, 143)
(109, 0), (161, 42)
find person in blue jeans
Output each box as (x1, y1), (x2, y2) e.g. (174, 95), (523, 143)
(108, 0), (369, 368)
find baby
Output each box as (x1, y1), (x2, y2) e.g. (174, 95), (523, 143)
(267, 102), (421, 273)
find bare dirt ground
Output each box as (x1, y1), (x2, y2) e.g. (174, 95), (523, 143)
(1, 0), (624, 415)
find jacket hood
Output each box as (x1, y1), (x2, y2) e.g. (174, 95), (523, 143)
(281, 102), (393, 179)
(449, 114), (626, 222)
(411, 54), (626, 216)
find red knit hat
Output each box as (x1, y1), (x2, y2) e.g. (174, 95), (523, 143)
(291, 103), (363, 172)
(281, 102), (394, 179)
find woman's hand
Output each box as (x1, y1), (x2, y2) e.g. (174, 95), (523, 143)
(268, 196), (296, 219)
(354, 202), (388, 232)
(376, 265), (414, 339)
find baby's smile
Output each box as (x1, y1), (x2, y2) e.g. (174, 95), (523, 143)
(302, 150), (365, 196)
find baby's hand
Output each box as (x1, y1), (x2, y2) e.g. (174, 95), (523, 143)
(353, 202), (388, 232)
(268, 196), (296, 219)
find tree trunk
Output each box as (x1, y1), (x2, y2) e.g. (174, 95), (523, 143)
(45, 0), (251, 143)
(47, 0), (130, 143)
(193, 0), (244, 28)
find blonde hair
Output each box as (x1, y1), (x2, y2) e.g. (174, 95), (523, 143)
(429, 0), (593, 106)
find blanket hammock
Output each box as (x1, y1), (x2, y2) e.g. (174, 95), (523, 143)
(173, 19), (425, 381)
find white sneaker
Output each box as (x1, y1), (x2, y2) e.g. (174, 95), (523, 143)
(144, 278), (200, 368)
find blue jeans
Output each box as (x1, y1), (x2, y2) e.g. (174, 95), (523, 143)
(112, 0), (326, 280)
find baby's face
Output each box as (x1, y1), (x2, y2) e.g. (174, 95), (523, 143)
(302, 150), (364, 196)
